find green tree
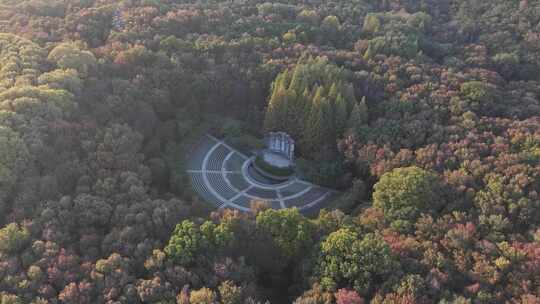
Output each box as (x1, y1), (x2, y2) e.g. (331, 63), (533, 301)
(165, 220), (233, 266)
(264, 57), (356, 160)
(48, 42), (97, 77)
(304, 87), (327, 155)
(0, 223), (31, 254)
(283, 31), (297, 44)
(264, 71), (291, 133)
(363, 14), (381, 35)
(0, 85), (75, 118)
(0, 126), (29, 205)
(37, 69), (82, 95)
(0, 34), (45, 89)
(333, 93), (349, 136)
(361, 12), (426, 60)
(297, 9), (319, 25)
(322, 15), (341, 36)
(0, 293), (24, 304)
(373, 167), (443, 228)
(256, 208), (314, 259)
(474, 174), (539, 237)
(460, 81), (498, 114)
(316, 229), (398, 294)
(347, 97), (369, 133)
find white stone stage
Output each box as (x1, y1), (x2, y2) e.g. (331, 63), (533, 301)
(261, 150), (292, 168)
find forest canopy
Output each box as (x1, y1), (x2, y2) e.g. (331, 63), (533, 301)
(0, 0), (538, 303)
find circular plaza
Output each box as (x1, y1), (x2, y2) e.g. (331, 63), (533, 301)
(186, 135), (335, 212)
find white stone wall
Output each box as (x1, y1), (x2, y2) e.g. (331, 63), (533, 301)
(265, 132), (295, 161)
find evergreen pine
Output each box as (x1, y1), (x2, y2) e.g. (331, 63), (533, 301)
(263, 56), (357, 160)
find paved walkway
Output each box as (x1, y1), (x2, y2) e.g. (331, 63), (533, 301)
(186, 135), (334, 212)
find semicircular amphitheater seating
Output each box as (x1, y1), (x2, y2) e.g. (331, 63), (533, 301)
(207, 145), (230, 171)
(225, 153), (245, 172)
(187, 137), (217, 171)
(279, 181), (310, 197)
(189, 172), (225, 208)
(207, 173), (237, 200)
(231, 195), (252, 208)
(187, 135), (335, 212)
(246, 187), (278, 200)
(226, 173), (250, 191)
(284, 187), (329, 209)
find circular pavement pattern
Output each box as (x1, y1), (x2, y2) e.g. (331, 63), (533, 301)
(187, 135), (335, 212)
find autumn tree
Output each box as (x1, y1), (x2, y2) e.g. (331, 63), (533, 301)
(335, 288), (365, 304)
(0, 1), (538, 303)
(190, 287), (216, 304)
(218, 281), (243, 304)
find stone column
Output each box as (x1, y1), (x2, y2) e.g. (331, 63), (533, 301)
(290, 141), (295, 161)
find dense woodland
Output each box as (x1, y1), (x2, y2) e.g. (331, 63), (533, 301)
(0, 0), (539, 303)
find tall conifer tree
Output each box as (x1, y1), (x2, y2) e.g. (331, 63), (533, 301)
(264, 56), (357, 159)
